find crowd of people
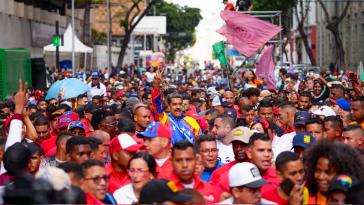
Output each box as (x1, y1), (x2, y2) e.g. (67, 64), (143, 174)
(0, 64), (363, 204)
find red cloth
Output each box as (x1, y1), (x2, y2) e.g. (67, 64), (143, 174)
(234, 105), (241, 119)
(185, 105), (198, 119)
(83, 119), (91, 136)
(212, 163), (280, 198)
(46, 146), (56, 157)
(224, 3), (235, 11)
(261, 166), (281, 195)
(85, 192), (104, 205)
(262, 188), (288, 204)
(40, 134), (57, 154)
(197, 116), (208, 133)
(105, 163), (130, 194)
(155, 156), (174, 179)
(256, 46), (277, 90)
(210, 161), (237, 185)
(169, 172), (217, 203)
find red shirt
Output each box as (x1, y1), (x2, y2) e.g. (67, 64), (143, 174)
(105, 163), (130, 194)
(83, 119), (91, 136)
(185, 105), (198, 119)
(210, 161), (237, 185)
(41, 133), (57, 154)
(261, 166), (281, 195)
(169, 172), (217, 203)
(85, 192), (104, 205)
(212, 163), (280, 197)
(224, 3), (235, 11)
(155, 156), (174, 179)
(262, 188), (288, 204)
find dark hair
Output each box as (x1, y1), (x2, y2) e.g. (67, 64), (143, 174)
(92, 95), (102, 100)
(3, 143), (31, 176)
(81, 160), (104, 176)
(33, 115), (49, 127)
(59, 161), (84, 179)
(57, 104), (72, 112)
(241, 105), (254, 112)
(215, 114), (236, 129)
(305, 117), (324, 127)
(167, 93), (183, 104)
(36, 97), (46, 105)
(118, 117), (136, 133)
(88, 137), (102, 151)
(275, 151), (300, 172)
(304, 139), (364, 193)
(331, 84), (345, 92)
(248, 133), (270, 147)
(246, 88), (260, 98)
(181, 93), (191, 101)
(279, 68), (287, 75)
(77, 94), (87, 101)
(343, 124), (363, 132)
(56, 132), (73, 147)
(352, 96), (364, 103)
(299, 91), (312, 100)
(196, 135), (216, 153)
(91, 108), (114, 129)
(127, 152), (157, 176)
(172, 140), (196, 157)
(345, 183), (364, 204)
(323, 116), (343, 129)
(258, 100), (273, 111)
(66, 136), (90, 154)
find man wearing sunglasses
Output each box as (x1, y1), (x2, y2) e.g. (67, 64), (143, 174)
(81, 159), (116, 204)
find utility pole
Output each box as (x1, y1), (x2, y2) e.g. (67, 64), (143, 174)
(107, 0), (112, 75)
(55, 21), (60, 72)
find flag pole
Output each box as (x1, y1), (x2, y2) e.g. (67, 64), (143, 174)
(223, 42), (234, 92)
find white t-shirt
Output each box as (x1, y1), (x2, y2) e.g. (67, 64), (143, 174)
(155, 156), (169, 167)
(218, 197), (234, 204)
(272, 132), (296, 161)
(182, 179), (195, 189)
(113, 183), (138, 205)
(145, 72), (156, 83)
(87, 82), (106, 100)
(216, 140), (234, 164)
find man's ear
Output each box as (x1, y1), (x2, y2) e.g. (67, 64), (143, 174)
(246, 147), (252, 160)
(111, 152), (118, 161)
(231, 187), (240, 199)
(276, 169), (283, 180)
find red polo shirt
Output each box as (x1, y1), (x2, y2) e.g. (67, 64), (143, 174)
(85, 192), (104, 205)
(210, 160), (237, 185)
(169, 172), (217, 204)
(105, 163), (130, 194)
(40, 132), (57, 154)
(155, 156), (174, 179)
(212, 163), (280, 197)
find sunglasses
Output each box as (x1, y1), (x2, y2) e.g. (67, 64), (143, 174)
(84, 175), (109, 184)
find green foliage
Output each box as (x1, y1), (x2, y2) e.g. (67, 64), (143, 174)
(91, 29), (107, 44)
(154, 1), (202, 61)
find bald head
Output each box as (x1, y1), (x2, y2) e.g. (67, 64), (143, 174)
(278, 103), (297, 127)
(238, 97), (251, 113)
(224, 91), (235, 105)
(89, 130), (111, 146)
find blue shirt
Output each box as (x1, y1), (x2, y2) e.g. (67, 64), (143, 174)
(201, 160), (225, 182)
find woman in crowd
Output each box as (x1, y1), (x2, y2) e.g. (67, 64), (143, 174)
(113, 152), (156, 204)
(304, 139), (364, 204)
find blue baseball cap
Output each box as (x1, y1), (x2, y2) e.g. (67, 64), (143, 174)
(68, 120), (85, 130)
(137, 122), (171, 139)
(336, 98), (351, 111)
(292, 132), (315, 149)
(294, 111), (312, 126)
(91, 71), (100, 79)
(224, 108), (237, 121)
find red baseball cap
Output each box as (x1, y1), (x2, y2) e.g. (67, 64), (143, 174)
(136, 122), (171, 139)
(109, 133), (143, 154)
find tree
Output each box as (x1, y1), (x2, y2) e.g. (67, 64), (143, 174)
(294, 0), (316, 65)
(317, 0), (351, 70)
(154, 2), (202, 62)
(116, 0), (159, 67)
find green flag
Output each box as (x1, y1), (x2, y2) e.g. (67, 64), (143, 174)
(212, 41), (227, 66)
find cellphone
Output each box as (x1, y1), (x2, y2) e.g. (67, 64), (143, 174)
(280, 178), (295, 195)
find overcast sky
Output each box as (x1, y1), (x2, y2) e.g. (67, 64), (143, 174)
(165, 0), (237, 66)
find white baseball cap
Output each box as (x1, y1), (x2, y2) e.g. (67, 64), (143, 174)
(312, 105), (336, 117)
(228, 162), (268, 188)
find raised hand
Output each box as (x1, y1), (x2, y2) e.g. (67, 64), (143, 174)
(14, 80), (28, 114)
(153, 69), (163, 86)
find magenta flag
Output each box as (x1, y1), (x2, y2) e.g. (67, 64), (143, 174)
(217, 10), (282, 57)
(256, 46), (277, 90)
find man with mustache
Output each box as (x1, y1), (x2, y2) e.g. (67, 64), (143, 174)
(152, 71), (200, 144)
